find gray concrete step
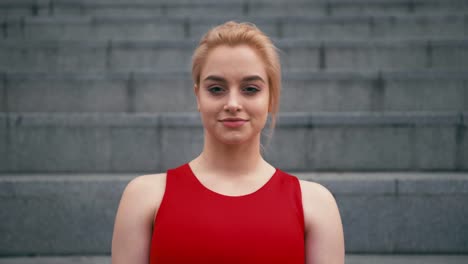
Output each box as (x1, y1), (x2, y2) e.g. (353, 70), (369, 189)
(1, 255), (468, 264)
(0, 172), (467, 255)
(1, 39), (467, 72)
(3, 13), (467, 41)
(0, 112), (466, 172)
(2, 0), (468, 18)
(2, 71), (467, 113)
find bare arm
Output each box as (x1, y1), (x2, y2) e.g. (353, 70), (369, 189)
(300, 180), (345, 264)
(111, 174), (166, 264)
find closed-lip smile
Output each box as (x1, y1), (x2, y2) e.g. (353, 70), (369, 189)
(219, 118), (248, 128)
(220, 117), (248, 122)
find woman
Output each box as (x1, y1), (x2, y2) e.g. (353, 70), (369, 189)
(111, 21), (344, 264)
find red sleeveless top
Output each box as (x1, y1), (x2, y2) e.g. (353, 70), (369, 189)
(149, 163), (305, 264)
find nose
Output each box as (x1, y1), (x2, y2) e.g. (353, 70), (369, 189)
(223, 90), (242, 113)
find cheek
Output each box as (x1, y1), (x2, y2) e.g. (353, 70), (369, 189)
(198, 96), (221, 121)
(198, 93), (215, 111)
(255, 92), (270, 114)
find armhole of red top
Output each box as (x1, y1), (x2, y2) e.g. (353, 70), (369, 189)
(151, 170), (171, 233)
(279, 170), (307, 235)
(293, 176), (306, 236)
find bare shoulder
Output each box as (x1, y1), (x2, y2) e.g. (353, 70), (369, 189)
(123, 173), (167, 212)
(112, 173), (167, 263)
(127, 173), (167, 194)
(298, 180), (345, 263)
(117, 173), (168, 225)
(298, 180), (340, 230)
(298, 180), (335, 204)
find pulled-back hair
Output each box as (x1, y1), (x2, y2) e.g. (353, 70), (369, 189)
(192, 21), (281, 131)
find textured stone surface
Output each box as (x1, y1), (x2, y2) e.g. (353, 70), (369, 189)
(1, 112), (463, 172)
(8, 127), (111, 172)
(160, 126), (204, 171)
(22, 18), (90, 41)
(0, 0), (467, 258)
(190, 19), (276, 39)
(1, 39), (466, 72)
(164, 4), (244, 17)
(337, 195), (399, 252)
(326, 41), (427, 71)
(263, 127), (309, 171)
(247, 2), (325, 16)
(281, 77), (375, 112)
(283, 17), (370, 39)
(395, 196), (468, 252)
(330, 2), (410, 16)
(0, 77), (5, 113)
(0, 256), (111, 264)
(413, 126), (457, 170)
(280, 45), (321, 71)
(432, 41), (468, 70)
(109, 127), (160, 172)
(1, 173), (467, 255)
(2, 255), (468, 264)
(0, 115), (6, 172)
(3, 72), (467, 113)
(347, 254), (468, 264)
(6, 74), (129, 112)
(309, 126), (413, 170)
(371, 15), (466, 39)
(398, 175), (468, 194)
(11, 14), (457, 41)
(0, 177), (132, 255)
(459, 118), (468, 170)
(309, 175), (396, 195)
(107, 42), (194, 72)
(2, 0), (468, 19)
(5, 113), (161, 172)
(0, 42), (107, 72)
(133, 75), (196, 112)
(307, 172), (468, 253)
(91, 18), (185, 41)
(384, 78), (467, 111)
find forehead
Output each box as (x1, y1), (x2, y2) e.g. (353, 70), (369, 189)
(200, 45), (267, 81)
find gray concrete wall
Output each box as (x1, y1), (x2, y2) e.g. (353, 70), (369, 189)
(2, 0), (468, 18)
(2, 39), (467, 72)
(0, 173), (467, 255)
(1, 0), (467, 257)
(0, 112), (466, 173)
(3, 14), (466, 41)
(3, 71), (467, 113)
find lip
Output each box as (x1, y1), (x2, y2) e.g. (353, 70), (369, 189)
(219, 118), (248, 128)
(220, 118), (248, 122)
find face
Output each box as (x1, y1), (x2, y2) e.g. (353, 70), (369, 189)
(195, 45), (270, 145)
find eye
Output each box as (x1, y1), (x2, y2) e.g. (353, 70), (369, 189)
(208, 86), (225, 95)
(243, 86), (260, 94)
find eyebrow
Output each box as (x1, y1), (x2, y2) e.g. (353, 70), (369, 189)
(203, 75), (266, 84)
(242, 75), (266, 83)
(203, 75), (227, 83)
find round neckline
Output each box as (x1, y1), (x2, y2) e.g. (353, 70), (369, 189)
(185, 163), (279, 198)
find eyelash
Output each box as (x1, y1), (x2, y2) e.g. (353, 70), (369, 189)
(208, 86), (224, 94)
(207, 86), (260, 95)
(243, 86), (260, 94)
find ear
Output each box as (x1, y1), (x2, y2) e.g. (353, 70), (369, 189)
(193, 84), (200, 111)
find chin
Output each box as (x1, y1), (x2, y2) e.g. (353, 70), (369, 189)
(218, 134), (251, 145)
(205, 124), (262, 146)
(211, 129), (257, 145)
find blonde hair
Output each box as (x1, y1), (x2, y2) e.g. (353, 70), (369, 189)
(191, 21), (281, 132)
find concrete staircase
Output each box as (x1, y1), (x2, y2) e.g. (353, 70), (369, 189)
(1, 0), (467, 260)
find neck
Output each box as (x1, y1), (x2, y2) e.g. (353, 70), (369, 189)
(194, 131), (265, 177)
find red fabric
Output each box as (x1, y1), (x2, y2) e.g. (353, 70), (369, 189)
(150, 163), (305, 264)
